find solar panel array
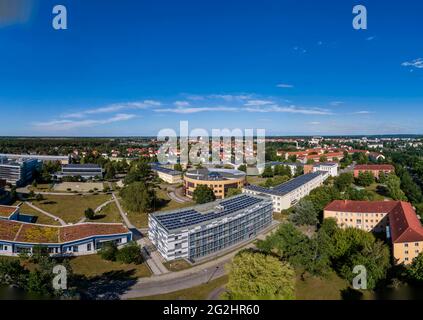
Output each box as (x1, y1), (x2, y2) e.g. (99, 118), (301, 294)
(154, 195), (265, 231)
(244, 172), (322, 196)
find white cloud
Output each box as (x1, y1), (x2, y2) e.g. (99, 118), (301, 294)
(63, 100), (161, 118)
(402, 58), (423, 69)
(33, 114), (136, 131)
(207, 94), (252, 101)
(276, 83), (294, 88)
(174, 101), (191, 107)
(309, 122), (321, 125)
(330, 101), (344, 107)
(245, 105), (332, 115)
(366, 36), (376, 41)
(352, 110), (374, 114)
(154, 107), (238, 114)
(244, 100), (274, 107)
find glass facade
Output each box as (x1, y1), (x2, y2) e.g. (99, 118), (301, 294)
(188, 203), (272, 259)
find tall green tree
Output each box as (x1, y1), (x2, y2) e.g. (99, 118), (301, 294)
(120, 182), (157, 212)
(289, 199), (318, 226)
(224, 250), (295, 300)
(192, 185), (216, 204)
(385, 174), (407, 201)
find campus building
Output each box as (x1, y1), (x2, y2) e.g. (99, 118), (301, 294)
(184, 168), (246, 199)
(0, 205), (132, 256)
(257, 162), (303, 176)
(304, 162), (339, 177)
(353, 164), (395, 179)
(243, 171), (329, 212)
(55, 164), (103, 179)
(0, 153), (70, 165)
(0, 157), (41, 186)
(150, 164), (183, 184)
(148, 194), (273, 261)
(324, 200), (423, 265)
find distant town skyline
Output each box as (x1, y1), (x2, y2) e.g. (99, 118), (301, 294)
(0, 0), (422, 136)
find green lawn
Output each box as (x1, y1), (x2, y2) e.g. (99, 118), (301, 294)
(135, 275), (228, 300)
(28, 184), (53, 192)
(295, 271), (350, 300)
(91, 201), (123, 223)
(17, 202), (61, 225)
(31, 194), (112, 224)
(246, 176), (268, 185)
(163, 259), (192, 272)
(364, 183), (392, 201)
(124, 188), (193, 228)
(69, 254), (151, 278)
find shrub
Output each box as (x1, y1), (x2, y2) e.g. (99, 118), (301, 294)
(98, 242), (118, 261)
(116, 242), (143, 264)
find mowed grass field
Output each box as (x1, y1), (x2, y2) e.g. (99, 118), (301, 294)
(17, 202), (61, 225)
(32, 194), (112, 224)
(69, 254), (151, 279)
(92, 201), (122, 223)
(124, 188), (193, 228)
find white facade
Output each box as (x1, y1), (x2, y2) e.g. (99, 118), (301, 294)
(243, 172), (329, 212)
(312, 163), (338, 177)
(156, 171), (182, 184)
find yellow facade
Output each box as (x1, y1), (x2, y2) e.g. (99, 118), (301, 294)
(184, 175), (246, 199)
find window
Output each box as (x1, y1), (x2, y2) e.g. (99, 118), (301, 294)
(405, 243), (409, 248)
(405, 251), (409, 255)
(87, 243), (92, 251)
(416, 243), (420, 247)
(405, 258), (409, 262)
(73, 246), (78, 253)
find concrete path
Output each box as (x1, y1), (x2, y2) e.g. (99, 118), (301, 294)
(112, 193), (135, 229)
(25, 202), (67, 226)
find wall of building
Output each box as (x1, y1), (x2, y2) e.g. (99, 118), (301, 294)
(393, 242), (423, 265)
(184, 176), (246, 199)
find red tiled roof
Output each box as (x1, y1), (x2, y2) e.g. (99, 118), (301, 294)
(389, 202), (423, 243)
(325, 200), (423, 244)
(354, 164), (394, 171)
(0, 205), (18, 218)
(324, 200), (399, 213)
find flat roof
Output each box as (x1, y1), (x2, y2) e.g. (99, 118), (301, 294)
(151, 165), (182, 176)
(0, 221), (130, 244)
(0, 154), (69, 160)
(0, 205), (19, 218)
(63, 164), (102, 169)
(151, 194), (271, 232)
(185, 168), (246, 181)
(244, 172), (324, 196)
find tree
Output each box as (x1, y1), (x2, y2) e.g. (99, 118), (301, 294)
(289, 199), (318, 226)
(224, 250), (295, 300)
(226, 188), (242, 198)
(386, 174), (407, 201)
(0, 259), (29, 289)
(174, 163), (183, 172)
(35, 193), (44, 201)
(319, 156), (328, 162)
(98, 241), (118, 261)
(104, 163), (116, 180)
(193, 185), (216, 204)
(408, 252), (423, 282)
(262, 166), (274, 178)
(334, 173), (354, 192)
(238, 164), (247, 173)
(355, 171), (374, 187)
(120, 182), (157, 212)
(123, 162), (153, 185)
(116, 242), (143, 264)
(84, 208), (95, 220)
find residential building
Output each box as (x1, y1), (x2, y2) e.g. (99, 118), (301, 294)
(0, 205), (132, 256)
(257, 162), (303, 176)
(0, 157), (41, 186)
(243, 171), (329, 212)
(148, 194), (273, 261)
(304, 162), (338, 177)
(150, 164), (182, 184)
(184, 168), (246, 199)
(353, 164), (394, 179)
(55, 164), (103, 179)
(0, 153), (70, 165)
(324, 200), (423, 265)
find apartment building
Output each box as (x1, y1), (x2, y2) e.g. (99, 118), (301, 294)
(304, 162), (339, 177)
(149, 194), (273, 261)
(150, 164), (182, 184)
(243, 171), (329, 212)
(324, 200), (423, 265)
(353, 164), (395, 179)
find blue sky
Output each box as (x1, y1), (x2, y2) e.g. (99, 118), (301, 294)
(0, 0), (422, 136)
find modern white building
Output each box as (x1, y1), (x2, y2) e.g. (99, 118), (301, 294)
(243, 171), (329, 212)
(148, 194), (273, 261)
(55, 164), (103, 179)
(305, 162), (338, 177)
(256, 162), (303, 176)
(0, 157), (41, 186)
(0, 154), (70, 165)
